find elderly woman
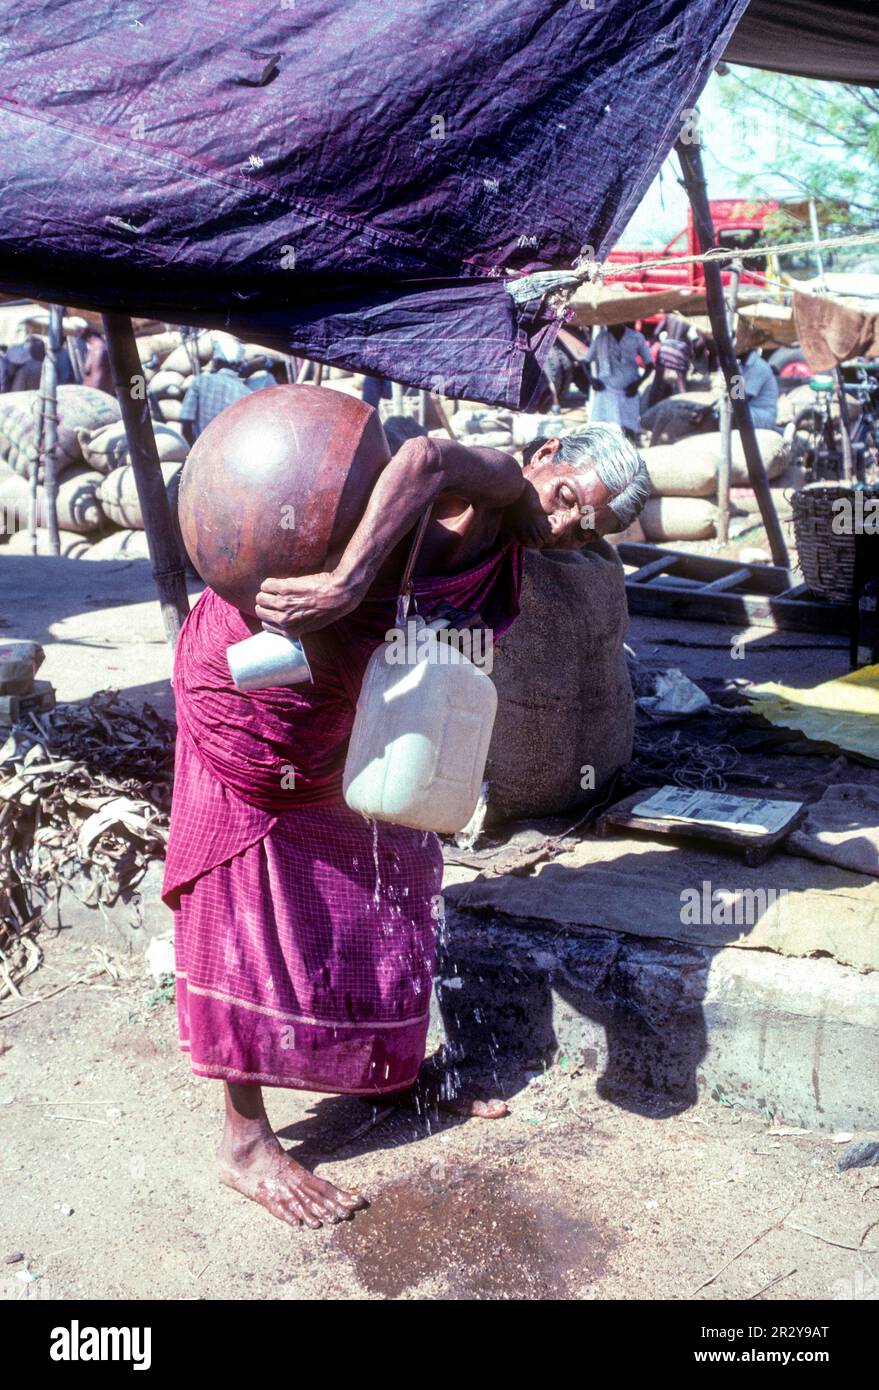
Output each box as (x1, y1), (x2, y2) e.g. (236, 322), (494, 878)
(163, 415), (648, 1231)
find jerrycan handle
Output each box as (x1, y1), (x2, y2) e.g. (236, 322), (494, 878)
(395, 503), (434, 629)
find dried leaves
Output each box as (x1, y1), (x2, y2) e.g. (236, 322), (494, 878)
(0, 691), (174, 995)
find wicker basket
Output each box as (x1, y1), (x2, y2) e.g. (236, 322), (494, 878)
(791, 483), (879, 604)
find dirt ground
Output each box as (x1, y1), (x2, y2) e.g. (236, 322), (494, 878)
(1, 930), (877, 1303)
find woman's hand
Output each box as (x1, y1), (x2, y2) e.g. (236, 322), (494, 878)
(254, 570), (365, 636)
(502, 484), (553, 548)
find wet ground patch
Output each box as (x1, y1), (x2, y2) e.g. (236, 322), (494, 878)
(334, 1159), (614, 1299)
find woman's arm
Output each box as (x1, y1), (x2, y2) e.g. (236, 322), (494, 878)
(254, 436), (524, 635)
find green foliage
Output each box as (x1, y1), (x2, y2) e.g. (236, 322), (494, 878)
(716, 67), (879, 236)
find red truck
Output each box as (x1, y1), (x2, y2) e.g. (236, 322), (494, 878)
(607, 198), (783, 291)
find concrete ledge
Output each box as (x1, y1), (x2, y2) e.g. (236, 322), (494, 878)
(33, 860), (172, 952)
(432, 906), (879, 1131)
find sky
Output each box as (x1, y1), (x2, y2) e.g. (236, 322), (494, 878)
(618, 68), (793, 248)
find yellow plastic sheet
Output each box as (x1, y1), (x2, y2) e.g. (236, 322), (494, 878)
(746, 663), (879, 761)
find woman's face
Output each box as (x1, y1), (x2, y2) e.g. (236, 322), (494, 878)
(522, 439), (617, 547)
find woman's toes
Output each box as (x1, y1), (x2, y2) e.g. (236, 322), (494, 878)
(338, 1189), (367, 1209)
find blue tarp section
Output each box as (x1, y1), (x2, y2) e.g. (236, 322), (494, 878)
(0, 1), (748, 406)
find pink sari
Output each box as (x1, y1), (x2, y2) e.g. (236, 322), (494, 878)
(163, 541), (522, 1093)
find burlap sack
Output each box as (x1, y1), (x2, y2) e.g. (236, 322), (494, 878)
(3, 526), (93, 559)
(776, 382), (860, 427)
(98, 462), (182, 530)
(161, 334), (212, 375)
(147, 368), (186, 400)
(82, 528), (151, 561)
(485, 543), (633, 821)
(643, 444), (717, 497)
(0, 386), (120, 476)
(0, 466), (105, 534)
(157, 399), (183, 422)
(644, 430), (787, 498)
(640, 496), (717, 541)
(136, 332), (181, 366)
(78, 420), (187, 473)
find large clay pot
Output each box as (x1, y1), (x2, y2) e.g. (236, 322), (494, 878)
(178, 384), (390, 614)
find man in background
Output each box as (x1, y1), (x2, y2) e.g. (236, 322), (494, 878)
(4, 334), (45, 392)
(179, 334), (250, 444)
(737, 348), (779, 431)
(82, 326), (114, 394)
(647, 314), (702, 407)
(587, 322), (653, 441)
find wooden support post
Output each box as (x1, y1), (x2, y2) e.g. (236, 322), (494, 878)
(27, 397), (43, 555)
(102, 312), (190, 647)
(676, 137), (789, 570)
(716, 263), (741, 546)
(40, 304), (63, 556)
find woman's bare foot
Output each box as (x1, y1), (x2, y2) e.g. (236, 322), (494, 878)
(217, 1081), (367, 1229)
(218, 1132), (365, 1229)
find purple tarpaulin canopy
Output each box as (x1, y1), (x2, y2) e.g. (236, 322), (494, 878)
(0, 1), (747, 407)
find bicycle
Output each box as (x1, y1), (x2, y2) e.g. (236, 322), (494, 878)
(787, 362), (879, 483)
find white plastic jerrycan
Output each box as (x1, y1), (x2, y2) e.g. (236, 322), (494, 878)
(343, 616), (497, 834)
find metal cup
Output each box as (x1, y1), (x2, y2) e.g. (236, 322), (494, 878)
(227, 629), (313, 691)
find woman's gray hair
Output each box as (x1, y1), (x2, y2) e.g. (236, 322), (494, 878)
(556, 424), (651, 529)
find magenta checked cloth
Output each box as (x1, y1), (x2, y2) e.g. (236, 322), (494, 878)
(162, 540), (522, 1094)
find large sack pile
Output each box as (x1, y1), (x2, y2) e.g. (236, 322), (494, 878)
(640, 429), (788, 542)
(98, 462), (183, 530)
(485, 543), (633, 821)
(0, 464), (104, 534)
(0, 385), (120, 476)
(4, 527), (94, 559)
(135, 330), (288, 425)
(78, 421), (187, 474)
(0, 378), (188, 559)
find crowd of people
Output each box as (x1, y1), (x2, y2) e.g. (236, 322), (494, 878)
(0, 314), (780, 443)
(545, 312), (779, 438)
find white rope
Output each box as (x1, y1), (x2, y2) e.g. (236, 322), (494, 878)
(582, 228), (879, 285)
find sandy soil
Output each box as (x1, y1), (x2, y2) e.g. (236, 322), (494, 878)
(2, 931), (877, 1303)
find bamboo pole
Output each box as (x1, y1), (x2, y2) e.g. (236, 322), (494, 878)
(27, 395), (43, 555)
(40, 304), (63, 556)
(102, 312), (190, 646)
(809, 199), (854, 481)
(676, 136), (789, 570)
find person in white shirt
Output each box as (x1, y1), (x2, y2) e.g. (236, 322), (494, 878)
(587, 323), (653, 439)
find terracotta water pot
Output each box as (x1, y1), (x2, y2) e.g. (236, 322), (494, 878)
(178, 384), (390, 614)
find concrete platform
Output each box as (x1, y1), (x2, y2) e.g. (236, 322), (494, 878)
(433, 904), (879, 1133)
